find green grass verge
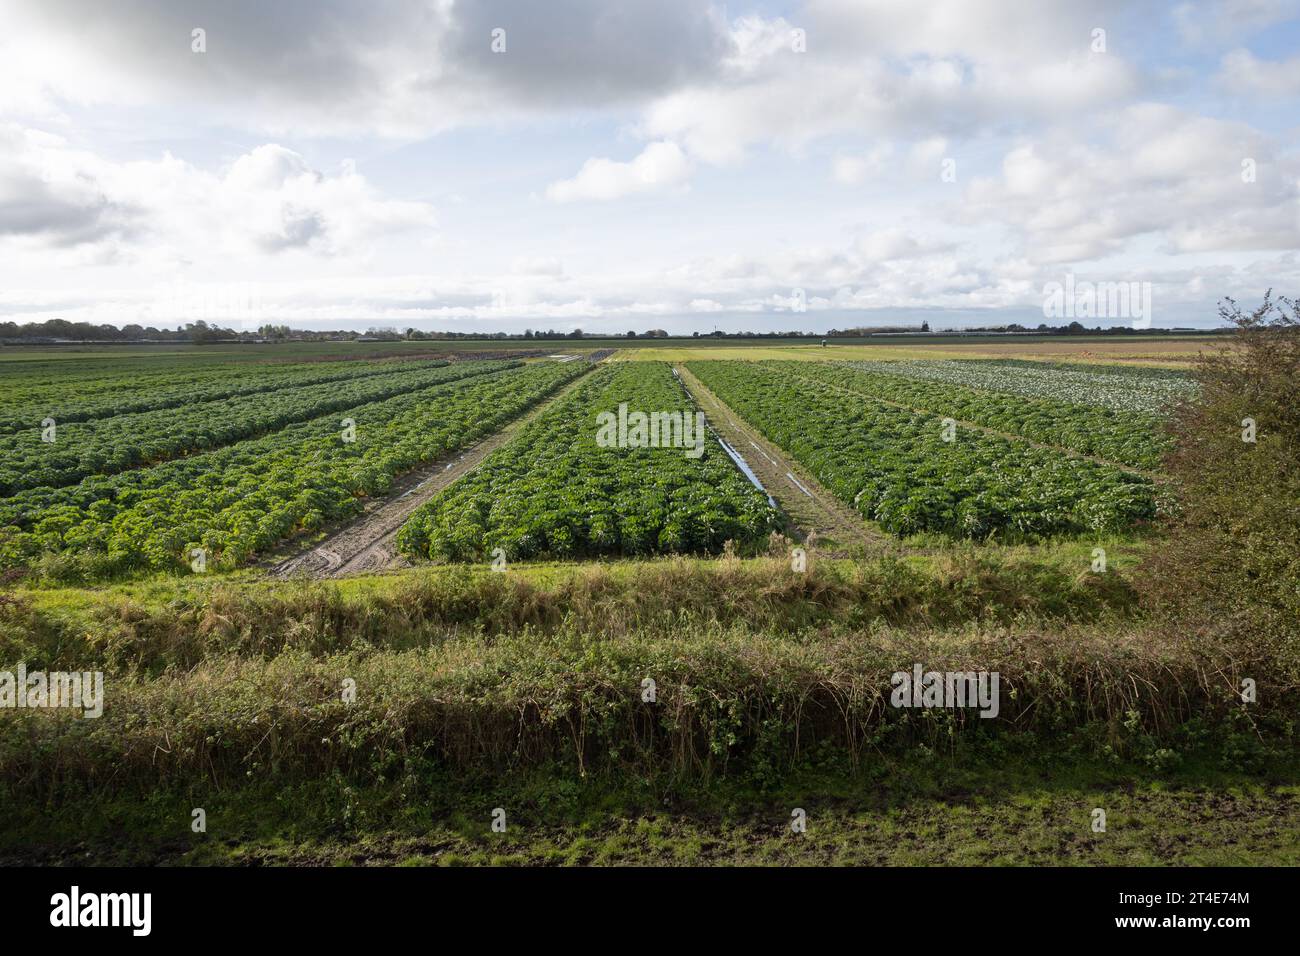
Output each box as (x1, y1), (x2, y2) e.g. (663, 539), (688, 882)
(4, 545), (1146, 672)
(5, 752), (1296, 865)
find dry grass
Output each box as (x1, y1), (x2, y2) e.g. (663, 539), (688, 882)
(1, 618), (1272, 797)
(3, 554), (1139, 672)
(1, 553), (1290, 802)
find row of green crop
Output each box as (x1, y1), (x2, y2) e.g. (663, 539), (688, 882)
(786, 361), (1168, 471)
(0, 361), (589, 577)
(843, 358), (1196, 415)
(0, 361), (506, 494)
(0, 357), (449, 433)
(397, 362), (777, 562)
(687, 361), (1158, 539)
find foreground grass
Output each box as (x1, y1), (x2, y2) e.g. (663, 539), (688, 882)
(4, 546), (1292, 868)
(4, 549), (1289, 799)
(7, 544), (1148, 671)
(5, 754), (1295, 866)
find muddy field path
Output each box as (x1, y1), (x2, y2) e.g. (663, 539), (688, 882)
(675, 364), (889, 557)
(269, 361), (600, 578)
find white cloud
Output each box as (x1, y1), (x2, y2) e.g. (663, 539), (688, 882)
(5, 237), (1299, 332)
(832, 145), (893, 185)
(510, 256), (565, 275)
(0, 0), (1296, 333)
(1174, 0), (1300, 48)
(961, 105), (1300, 263)
(0, 1), (1153, 153)
(0, 0), (733, 137)
(0, 132), (433, 263)
(910, 137), (950, 171)
(545, 141), (692, 202)
(641, 1), (1144, 165)
(0, 126), (141, 249)
(856, 228), (956, 262)
(1217, 48), (1300, 95)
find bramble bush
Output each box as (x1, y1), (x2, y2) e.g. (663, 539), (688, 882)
(1144, 292), (1300, 676)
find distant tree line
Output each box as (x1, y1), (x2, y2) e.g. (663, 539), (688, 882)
(950, 321), (1211, 335)
(2, 317), (1222, 346)
(0, 318), (236, 344)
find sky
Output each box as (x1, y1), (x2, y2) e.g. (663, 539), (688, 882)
(0, 0), (1298, 335)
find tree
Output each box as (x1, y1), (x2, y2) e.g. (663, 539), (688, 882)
(189, 320), (228, 344)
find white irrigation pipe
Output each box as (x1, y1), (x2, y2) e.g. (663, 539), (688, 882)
(786, 472), (814, 498)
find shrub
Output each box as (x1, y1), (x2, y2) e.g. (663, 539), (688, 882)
(1144, 292), (1300, 675)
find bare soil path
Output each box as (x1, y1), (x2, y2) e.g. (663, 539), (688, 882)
(269, 367), (598, 578)
(675, 364), (888, 557)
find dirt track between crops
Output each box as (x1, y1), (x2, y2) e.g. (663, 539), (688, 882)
(675, 364), (888, 557)
(269, 364), (600, 578)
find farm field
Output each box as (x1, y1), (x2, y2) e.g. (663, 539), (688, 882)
(685, 360), (1159, 538)
(764, 360), (1174, 470)
(1, 331), (1222, 366)
(397, 362), (776, 562)
(0, 358), (589, 577)
(838, 358), (1198, 414)
(0, 356), (460, 433)
(620, 334), (1223, 366)
(0, 361), (500, 493)
(0, 330), (1295, 870)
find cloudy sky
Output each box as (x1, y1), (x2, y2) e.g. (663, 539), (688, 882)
(1, 0), (1298, 333)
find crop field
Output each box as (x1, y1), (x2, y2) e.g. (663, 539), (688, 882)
(0, 357), (588, 577)
(1, 350), (1187, 576)
(686, 360), (1160, 538)
(1, 326), (1296, 873)
(762, 360), (1175, 470)
(0, 356), (462, 429)
(0, 361), (494, 493)
(619, 334), (1223, 366)
(397, 362), (776, 562)
(839, 359), (1198, 415)
(0, 342), (1236, 591)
